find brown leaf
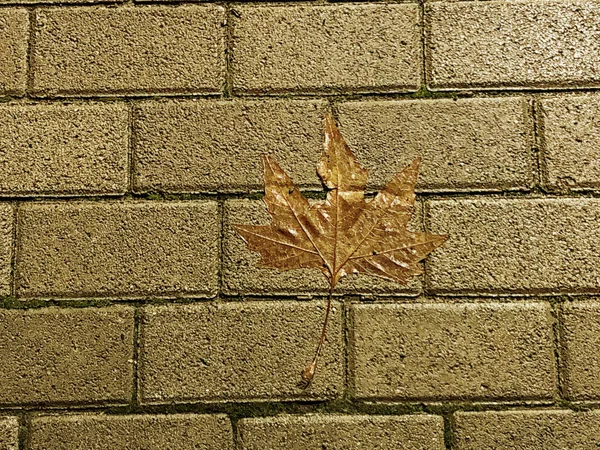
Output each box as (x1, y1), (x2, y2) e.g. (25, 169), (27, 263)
(235, 114), (448, 289)
(234, 113), (448, 389)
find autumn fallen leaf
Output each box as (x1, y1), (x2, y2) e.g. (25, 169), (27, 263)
(235, 114), (448, 389)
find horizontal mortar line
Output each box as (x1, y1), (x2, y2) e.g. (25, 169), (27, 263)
(4, 86), (600, 105)
(423, 289), (600, 298)
(5, 189), (600, 204)
(0, 292), (588, 311)
(1, 399), (594, 416)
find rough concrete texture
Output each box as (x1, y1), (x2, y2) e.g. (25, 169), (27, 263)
(29, 414), (233, 450)
(0, 204), (13, 297)
(454, 410), (600, 449)
(351, 302), (556, 401)
(541, 94), (600, 190)
(0, 306), (133, 406)
(32, 6), (225, 96)
(560, 301), (600, 400)
(232, 4), (421, 93)
(139, 301), (344, 403)
(0, 9), (28, 95)
(428, 1), (600, 89)
(338, 97), (532, 192)
(134, 99), (327, 193)
(16, 201), (219, 298)
(0, 417), (18, 450)
(0, 102), (128, 196)
(222, 199), (422, 296)
(238, 414), (445, 450)
(427, 198), (600, 294)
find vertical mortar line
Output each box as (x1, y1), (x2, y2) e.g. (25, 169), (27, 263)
(231, 416), (241, 450)
(531, 96), (546, 192)
(18, 412), (29, 450)
(442, 413), (455, 450)
(551, 298), (566, 401)
(341, 297), (350, 401)
(224, 4), (234, 98)
(344, 298), (355, 400)
(26, 8), (36, 97)
(10, 202), (19, 299)
(131, 306), (141, 409)
(127, 101), (135, 195)
(420, 0), (428, 89)
(217, 196), (225, 299)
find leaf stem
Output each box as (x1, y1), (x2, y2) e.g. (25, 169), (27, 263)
(298, 280), (335, 389)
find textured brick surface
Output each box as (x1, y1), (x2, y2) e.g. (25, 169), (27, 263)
(32, 6), (225, 96)
(0, 417), (18, 450)
(133, 99), (326, 193)
(16, 201), (219, 298)
(232, 4), (421, 93)
(0, 103), (128, 196)
(29, 414), (233, 450)
(427, 198), (600, 294)
(338, 97), (532, 191)
(0, 9), (28, 96)
(454, 410), (600, 449)
(222, 199), (422, 296)
(0, 204), (13, 297)
(139, 301), (344, 403)
(0, 307), (133, 406)
(428, 1), (600, 89)
(238, 414), (445, 450)
(351, 302), (555, 401)
(561, 301), (600, 400)
(541, 94), (600, 189)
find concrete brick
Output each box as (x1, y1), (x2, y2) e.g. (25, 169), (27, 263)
(222, 199), (422, 297)
(351, 302), (556, 401)
(454, 410), (600, 449)
(0, 417), (18, 450)
(541, 94), (600, 190)
(427, 198), (600, 294)
(428, 1), (600, 89)
(32, 6), (225, 97)
(561, 301), (600, 400)
(139, 301), (344, 403)
(238, 414), (445, 450)
(133, 99), (326, 193)
(338, 97), (532, 192)
(0, 204), (13, 297)
(232, 4), (421, 93)
(0, 103), (128, 196)
(0, 306), (133, 406)
(0, 9), (28, 96)
(29, 414), (233, 450)
(16, 201), (219, 299)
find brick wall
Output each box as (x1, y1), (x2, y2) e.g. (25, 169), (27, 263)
(1, 0), (600, 448)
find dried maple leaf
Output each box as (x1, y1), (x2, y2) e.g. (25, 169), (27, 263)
(235, 114), (448, 388)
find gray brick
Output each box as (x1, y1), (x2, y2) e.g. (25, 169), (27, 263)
(0, 307), (134, 406)
(232, 4), (421, 93)
(0, 9), (28, 96)
(29, 414), (233, 450)
(0, 102), (128, 196)
(428, 1), (600, 89)
(32, 6), (225, 96)
(223, 199), (422, 297)
(454, 410), (600, 450)
(351, 302), (556, 400)
(561, 301), (600, 400)
(541, 94), (600, 190)
(0, 417), (18, 450)
(338, 97), (532, 192)
(133, 99), (327, 193)
(139, 301), (344, 403)
(16, 201), (219, 299)
(238, 414), (445, 450)
(427, 198), (600, 294)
